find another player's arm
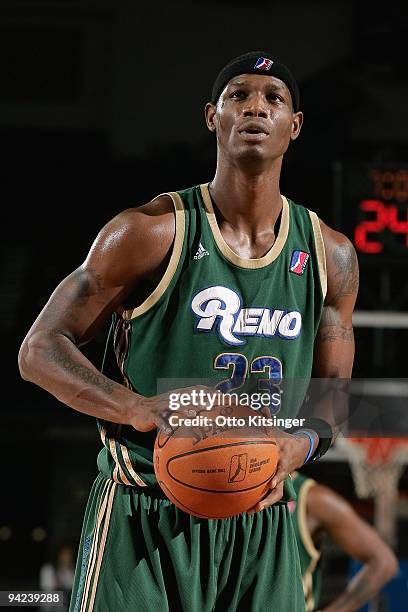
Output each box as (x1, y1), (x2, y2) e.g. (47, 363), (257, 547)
(309, 223), (359, 436)
(18, 197), (175, 431)
(307, 485), (398, 611)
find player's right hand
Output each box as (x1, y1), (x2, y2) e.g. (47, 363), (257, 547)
(130, 385), (214, 432)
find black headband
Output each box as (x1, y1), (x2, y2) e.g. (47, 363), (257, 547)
(211, 51), (300, 111)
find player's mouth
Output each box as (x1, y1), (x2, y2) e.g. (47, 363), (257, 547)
(238, 121), (270, 141)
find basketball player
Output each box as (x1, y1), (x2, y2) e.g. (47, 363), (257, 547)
(290, 472), (398, 611)
(18, 51), (359, 611)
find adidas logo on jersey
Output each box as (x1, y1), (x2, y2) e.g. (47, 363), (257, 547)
(194, 242), (209, 260)
(191, 285), (302, 346)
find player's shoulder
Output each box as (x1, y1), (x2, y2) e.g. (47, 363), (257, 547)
(286, 198), (350, 252)
(109, 194), (175, 233)
(95, 195), (176, 251)
(85, 195), (177, 282)
(318, 218), (355, 254)
(318, 219), (359, 298)
(289, 199), (357, 266)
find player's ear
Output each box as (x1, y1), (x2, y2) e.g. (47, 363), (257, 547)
(290, 111), (303, 141)
(205, 103), (217, 133)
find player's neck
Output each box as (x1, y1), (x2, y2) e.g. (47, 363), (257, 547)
(209, 164), (283, 234)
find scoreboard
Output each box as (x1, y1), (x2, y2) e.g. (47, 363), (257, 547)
(341, 164), (408, 260)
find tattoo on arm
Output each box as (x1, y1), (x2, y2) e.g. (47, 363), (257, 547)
(317, 325), (354, 342)
(44, 346), (114, 395)
(332, 243), (359, 300)
(317, 306), (354, 343)
(72, 268), (105, 307)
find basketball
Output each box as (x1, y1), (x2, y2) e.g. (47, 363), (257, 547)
(154, 405), (279, 519)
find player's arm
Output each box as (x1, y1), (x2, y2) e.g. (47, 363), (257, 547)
(307, 485), (398, 611)
(309, 224), (359, 436)
(315, 222), (358, 379)
(18, 197), (175, 431)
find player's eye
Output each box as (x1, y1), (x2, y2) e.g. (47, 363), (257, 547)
(230, 90), (246, 99)
(267, 93), (282, 102)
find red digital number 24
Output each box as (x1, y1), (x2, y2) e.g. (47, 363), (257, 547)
(354, 199), (408, 253)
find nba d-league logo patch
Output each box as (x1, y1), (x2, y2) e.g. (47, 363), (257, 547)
(290, 250), (309, 275)
(254, 57), (273, 70)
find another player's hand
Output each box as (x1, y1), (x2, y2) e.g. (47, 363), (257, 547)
(247, 431), (312, 513)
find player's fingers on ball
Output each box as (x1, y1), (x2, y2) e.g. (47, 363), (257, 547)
(258, 483), (284, 511)
(246, 482), (284, 514)
(246, 495), (268, 514)
(246, 500), (267, 515)
(270, 464), (288, 489)
(259, 482), (283, 510)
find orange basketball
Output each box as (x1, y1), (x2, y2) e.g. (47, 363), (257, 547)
(154, 405), (278, 519)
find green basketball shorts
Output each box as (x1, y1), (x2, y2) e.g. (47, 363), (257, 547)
(70, 473), (305, 612)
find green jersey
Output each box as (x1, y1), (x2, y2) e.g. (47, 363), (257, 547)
(96, 183), (327, 491)
(290, 472), (322, 611)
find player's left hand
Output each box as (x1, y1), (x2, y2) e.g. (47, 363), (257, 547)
(247, 432), (312, 514)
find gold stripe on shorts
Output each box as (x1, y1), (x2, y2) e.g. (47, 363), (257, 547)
(119, 442), (147, 487)
(80, 479), (112, 612)
(108, 437), (131, 485)
(87, 482), (117, 611)
(101, 424), (147, 487)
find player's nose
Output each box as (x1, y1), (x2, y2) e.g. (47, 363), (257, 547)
(243, 93), (268, 119)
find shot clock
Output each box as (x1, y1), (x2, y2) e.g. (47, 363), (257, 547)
(341, 164), (408, 261)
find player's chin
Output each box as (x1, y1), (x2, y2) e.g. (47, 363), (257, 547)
(233, 143), (274, 162)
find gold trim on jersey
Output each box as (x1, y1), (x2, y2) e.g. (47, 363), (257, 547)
(108, 436), (131, 485)
(308, 211), (327, 301)
(119, 442), (148, 487)
(298, 477), (321, 562)
(124, 191), (185, 319)
(99, 424), (147, 487)
(295, 475), (321, 612)
(106, 310), (149, 487)
(99, 424), (107, 446)
(80, 479), (117, 612)
(199, 182), (290, 269)
(303, 570), (316, 612)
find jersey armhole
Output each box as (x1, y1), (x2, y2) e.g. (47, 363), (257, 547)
(297, 478), (321, 561)
(308, 210), (327, 301)
(122, 192), (185, 319)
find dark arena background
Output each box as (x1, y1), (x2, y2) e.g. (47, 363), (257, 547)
(2, 1), (408, 610)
